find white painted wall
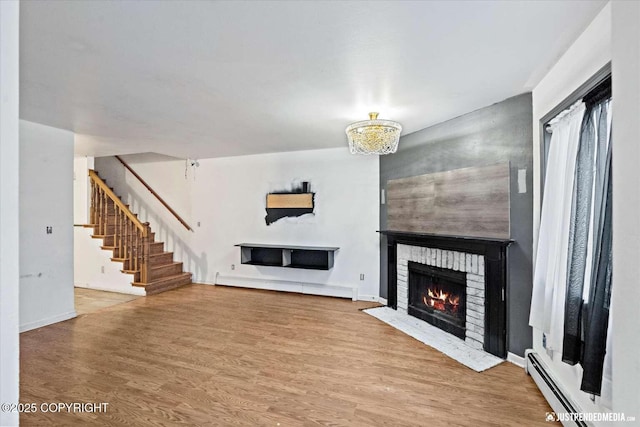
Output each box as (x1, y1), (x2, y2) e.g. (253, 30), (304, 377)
(20, 120), (76, 332)
(0, 2), (20, 425)
(74, 227), (145, 295)
(611, 1), (640, 417)
(95, 149), (380, 299)
(73, 156), (93, 224)
(192, 148), (380, 300)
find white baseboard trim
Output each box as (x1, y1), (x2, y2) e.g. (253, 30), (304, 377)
(377, 297), (388, 305)
(357, 294), (381, 302)
(215, 275), (359, 300)
(526, 350), (587, 426)
(507, 351), (526, 368)
(20, 310), (77, 333)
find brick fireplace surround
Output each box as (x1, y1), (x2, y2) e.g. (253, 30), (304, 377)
(380, 231), (512, 358)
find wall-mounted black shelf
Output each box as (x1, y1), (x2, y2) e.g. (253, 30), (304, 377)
(235, 243), (339, 270)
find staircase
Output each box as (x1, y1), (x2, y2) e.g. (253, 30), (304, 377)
(88, 169), (191, 295)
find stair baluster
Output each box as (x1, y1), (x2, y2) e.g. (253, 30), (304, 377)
(128, 220), (134, 274)
(117, 208), (124, 259)
(141, 223), (151, 283)
(89, 180), (96, 226)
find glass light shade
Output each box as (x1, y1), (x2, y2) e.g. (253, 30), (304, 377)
(345, 112), (402, 155)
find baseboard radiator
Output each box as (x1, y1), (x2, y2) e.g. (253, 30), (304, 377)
(525, 351), (587, 427)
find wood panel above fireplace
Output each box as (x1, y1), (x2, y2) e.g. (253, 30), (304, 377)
(386, 163), (511, 239)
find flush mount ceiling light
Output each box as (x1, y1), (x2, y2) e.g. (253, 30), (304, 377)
(345, 112), (402, 155)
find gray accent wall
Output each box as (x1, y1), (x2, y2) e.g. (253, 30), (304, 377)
(379, 92), (533, 356)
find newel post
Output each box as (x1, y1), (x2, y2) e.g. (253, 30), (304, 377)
(89, 179), (96, 226)
(140, 223), (151, 284)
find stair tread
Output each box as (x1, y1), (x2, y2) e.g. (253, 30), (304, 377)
(150, 261), (182, 270)
(150, 251), (173, 257)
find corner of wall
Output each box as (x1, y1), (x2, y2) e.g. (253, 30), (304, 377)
(19, 120), (76, 331)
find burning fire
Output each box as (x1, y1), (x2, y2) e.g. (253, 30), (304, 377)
(423, 288), (460, 313)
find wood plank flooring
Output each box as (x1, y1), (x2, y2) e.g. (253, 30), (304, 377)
(74, 287), (140, 315)
(20, 284), (551, 426)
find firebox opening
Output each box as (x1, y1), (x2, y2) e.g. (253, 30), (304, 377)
(408, 262), (467, 340)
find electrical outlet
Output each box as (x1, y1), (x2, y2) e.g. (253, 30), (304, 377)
(101, 266), (105, 274)
(46, 226), (53, 234)
(360, 274), (365, 280)
(197, 221), (201, 227)
(231, 264), (235, 270)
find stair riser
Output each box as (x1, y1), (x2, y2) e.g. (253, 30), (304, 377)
(93, 223), (114, 235)
(145, 276), (191, 296)
(120, 260), (140, 272)
(110, 248), (141, 262)
(103, 235), (115, 246)
(150, 253), (174, 266)
(151, 263), (183, 280)
(98, 225), (117, 235)
(98, 213), (116, 221)
(150, 243), (164, 254)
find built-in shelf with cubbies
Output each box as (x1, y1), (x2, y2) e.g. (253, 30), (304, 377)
(235, 243), (339, 270)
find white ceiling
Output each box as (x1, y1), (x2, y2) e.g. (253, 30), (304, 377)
(20, 0), (606, 159)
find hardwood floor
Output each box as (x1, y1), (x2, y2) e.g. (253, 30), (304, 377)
(74, 288), (140, 315)
(20, 285), (551, 426)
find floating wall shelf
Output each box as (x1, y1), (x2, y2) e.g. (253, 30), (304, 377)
(235, 243), (339, 270)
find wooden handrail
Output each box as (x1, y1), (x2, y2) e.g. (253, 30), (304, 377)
(88, 169), (147, 235)
(115, 155), (193, 232)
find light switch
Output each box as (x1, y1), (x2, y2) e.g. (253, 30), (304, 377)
(518, 169), (527, 194)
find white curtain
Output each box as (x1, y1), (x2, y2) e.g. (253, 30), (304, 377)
(529, 101), (585, 353)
